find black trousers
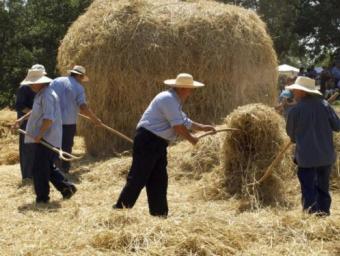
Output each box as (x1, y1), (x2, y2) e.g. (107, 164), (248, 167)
(297, 165), (332, 215)
(32, 143), (73, 202)
(115, 127), (169, 216)
(61, 124), (77, 172)
(19, 121), (34, 179)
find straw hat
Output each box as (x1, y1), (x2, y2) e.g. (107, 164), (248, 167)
(20, 69), (52, 86)
(31, 64), (47, 75)
(68, 65), (89, 81)
(285, 76), (321, 95)
(164, 73), (204, 88)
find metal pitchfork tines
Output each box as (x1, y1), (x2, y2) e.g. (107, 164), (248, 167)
(18, 129), (82, 162)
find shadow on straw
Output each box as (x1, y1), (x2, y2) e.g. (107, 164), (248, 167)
(18, 201), (61, 213)
(64, 167), (92, 184)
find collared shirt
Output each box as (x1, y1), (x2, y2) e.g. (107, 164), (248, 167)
(15, 85), (36, 118)
(50, 76), (86, 125)
(25, 87), (62, 148)
(286, 96), (340, 168)
(137, 89), (192, 141)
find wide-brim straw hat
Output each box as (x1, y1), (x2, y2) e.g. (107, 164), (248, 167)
(20, 69), (52, 86)
(164, 73), (204, 88)
(285, 76), (321, 95)
(31, 64), (47, 75)
(68, 65), (89, 82)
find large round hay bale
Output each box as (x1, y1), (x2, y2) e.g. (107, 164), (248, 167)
(57, 0), (278, 155)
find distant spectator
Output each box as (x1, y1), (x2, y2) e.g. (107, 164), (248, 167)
(320, 68), (332, 95)
(331, 60), (340, 87)
(306, 66), (317, 79)
(298, 67), (305, 76)
(275, 89), (296, 120)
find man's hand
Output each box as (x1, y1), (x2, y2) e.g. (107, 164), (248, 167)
(189, 135), (199, 145)
(12, 120), (20, 131)
(34, 134), (43, 143)
(93, 118), (103, 127)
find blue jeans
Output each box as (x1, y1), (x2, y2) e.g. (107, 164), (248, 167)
(297, 165), (332, 215)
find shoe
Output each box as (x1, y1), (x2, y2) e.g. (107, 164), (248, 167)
(61, 184), (77, 199)
(36, 197), (50, 204)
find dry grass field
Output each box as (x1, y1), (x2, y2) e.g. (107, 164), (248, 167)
(0, 108), (340, 255)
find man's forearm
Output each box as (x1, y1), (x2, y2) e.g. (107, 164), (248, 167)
(38, 119), (53, 137)
(173, 125), (198, 145)
(80, 104), (102, 124)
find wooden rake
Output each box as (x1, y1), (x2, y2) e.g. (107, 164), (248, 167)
(197, 127), (239, 139)
(79, 114), (133, 144)
(18, 129), (82, 162)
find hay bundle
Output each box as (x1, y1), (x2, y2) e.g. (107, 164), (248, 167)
(0, 108), (19, 165)
(221, 104), (295, 207)
(57, 0), (278, 155)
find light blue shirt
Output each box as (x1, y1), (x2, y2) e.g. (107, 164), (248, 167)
(137, 89), (192, 141)
(25, 87), (62, 148)
(50, 76), (86, 125)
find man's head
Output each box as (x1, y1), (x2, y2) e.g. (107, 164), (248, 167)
(20, 69), (52, 92)
(285, 76), (321, 100)
(68, 65), (89, 82)
(164, 73), (204, 101)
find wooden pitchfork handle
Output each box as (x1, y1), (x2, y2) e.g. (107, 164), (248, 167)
(18, 129), (82, 162)
(197, 127), (239, 139)
(79, 114), (133, 144)
(250, 140), (293, 186)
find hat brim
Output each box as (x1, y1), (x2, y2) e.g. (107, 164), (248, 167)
(20, 76), (52, 86)
(285, 84), (322, 95)
(164, 79), (204, 88)
(68, 70), (89, 82)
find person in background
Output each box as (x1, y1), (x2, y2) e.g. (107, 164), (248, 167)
(15, 64), (44, 182)
(286, 76), (340, 216)
(298, 67), (305, 76)
(50, 65), (102, 173)
(331, 60), (340, 87)
(113, 73), (216, 217)
(275, 89), (296, 120)
(15, 69), (77, 203)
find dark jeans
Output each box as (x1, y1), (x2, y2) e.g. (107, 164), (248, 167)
(32, 143), (74, 202)
(297, 165), (332, 215)
(19, 121), (34, 179)
(61, 124), (77, 172)
(115, 127), (169, 216)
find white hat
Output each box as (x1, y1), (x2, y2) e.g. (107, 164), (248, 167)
(285, 76), (321, 95)
(164, 73), (204, 88)
(68, 65), (89, 81)
(31, 64), (47, 75)
(20, 69), (52, 86)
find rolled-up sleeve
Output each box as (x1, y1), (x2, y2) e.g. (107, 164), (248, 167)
(76, 87), (86, 106)
(42, 94), (56, 121)
(159, 96), (187, 127)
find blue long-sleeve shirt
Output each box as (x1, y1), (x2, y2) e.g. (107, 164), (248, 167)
(286, 96), (340, 168)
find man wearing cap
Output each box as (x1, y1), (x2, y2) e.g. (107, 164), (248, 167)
(15, 64), (44, 182)
(286, 76), (340, 216)
(113, 73), (216, 217)
(16, 69), (77, 203)
(50, 65), (102, 173)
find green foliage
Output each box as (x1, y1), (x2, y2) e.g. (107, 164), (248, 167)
(0, 0), (92, 108)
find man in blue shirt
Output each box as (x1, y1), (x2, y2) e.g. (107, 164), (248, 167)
(113, 73), (216, 217)
(50, 65), (102, 173)
(16, 69), (77, 203)
(286, 76), (340, 215)
(15, 65), (44, 181)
